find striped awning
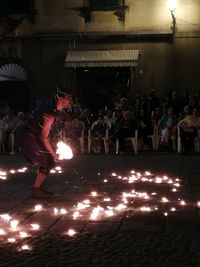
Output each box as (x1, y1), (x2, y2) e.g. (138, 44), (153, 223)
(65, 50), (140, 68)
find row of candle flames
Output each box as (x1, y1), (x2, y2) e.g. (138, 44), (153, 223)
(0, 166), (199, 252)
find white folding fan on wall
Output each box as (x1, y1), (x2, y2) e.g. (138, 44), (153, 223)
(0, 64), (28, 81)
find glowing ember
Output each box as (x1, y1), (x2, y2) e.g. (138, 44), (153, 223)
(56, 141), (73, 160)
(0, 229), (6, 235)
(161, 197), (169, 203)
(20, 244), (31, 251)
(164, 212), (168, 216)
(91, 191), (97, 197)
(17, 168), (26, 173)
(115, 204), (126, 211)
(7, 238), (16, 243)
(163, 176), (168, 180)
(72, 211), (80, 220)
(170, 207), (176, 211)
(90, 207), (101, 220)
(103, 198), (111, 202)
(0, 214), (11, 221)
(30, 224), (40, 230)
(10, 220), (19, 231)
(19, 231), (28, 238)
(77, 203), (90, 210)
(104, 210), (114, 216)
(0, 170), (7, 179)
(34, 205), (42, 211)
(83, 199), (90, 204)
(66, 229), (76, 236)
(60, 208), (67, 215)
(140, 207), (151, 212)
(54, 208), (59, 215)
(103, 179), (108, 183)
(180, 200), (186, 206)
(55, 166), (62, 171)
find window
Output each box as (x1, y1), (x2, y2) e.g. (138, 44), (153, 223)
(90, 0), (119, 8)
(0, 0), (33, 14)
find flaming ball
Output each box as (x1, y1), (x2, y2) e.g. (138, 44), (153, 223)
(56, 141), (73, 160)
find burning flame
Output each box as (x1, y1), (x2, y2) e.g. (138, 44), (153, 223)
(56, 141), (73, 160)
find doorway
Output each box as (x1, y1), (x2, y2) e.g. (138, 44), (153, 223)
(0, 81), (30, 112)
(77, 67), (130, 113)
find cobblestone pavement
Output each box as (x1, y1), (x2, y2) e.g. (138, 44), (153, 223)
(0, 152), (200, 266)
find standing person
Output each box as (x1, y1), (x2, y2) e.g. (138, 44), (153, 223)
(15, 90), (73, 199)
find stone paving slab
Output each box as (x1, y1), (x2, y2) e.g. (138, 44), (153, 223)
(50, 217), (86, 233)
(0, 200), (23, 210)
(165, 209), (200, 234)
(120, 212), (165, 232)
(84, 222), (120, 233)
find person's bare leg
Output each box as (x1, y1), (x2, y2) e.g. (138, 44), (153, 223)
(34, 170), (46, 188)
(31, 168), (53, 198)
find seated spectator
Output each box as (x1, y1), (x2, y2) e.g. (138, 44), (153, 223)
(90, 114), (110, 153)
(162, 94), (171, 114)
(113, 108), (122, 125)
(147, 89), (160, 117)
(138, 109), (154, 149)
(17, 111), (26, 122)
(119, 97), (130, 111)
(72, 97), (83, 118)
(0, 113), (4, 131)
(178, 105), (191, 121)
(170, 90), (183, 116)
(63, 113), (84, 153)
(179, 107), (200, 153)
(104, 109), (116, 135)
(3, 110), (21, 152)
(115, 110), (138, 154)
(151, 108), (162, 126)
(158, 107), (177, 147)
(80, 108), (93, 131)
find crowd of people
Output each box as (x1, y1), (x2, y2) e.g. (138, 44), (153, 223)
(1, 88), (200, 156)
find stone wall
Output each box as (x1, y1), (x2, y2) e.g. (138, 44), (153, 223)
(1, 0), (200, 109)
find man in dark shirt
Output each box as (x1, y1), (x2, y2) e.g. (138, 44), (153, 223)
(15, 90), (73, 199)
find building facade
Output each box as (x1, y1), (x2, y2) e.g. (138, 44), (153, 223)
(0, 0), (200, 111)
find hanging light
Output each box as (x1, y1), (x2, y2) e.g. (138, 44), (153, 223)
(167, 0), (177, 12)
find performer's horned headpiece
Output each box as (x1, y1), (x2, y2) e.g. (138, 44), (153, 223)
(54, 84), (71, 101)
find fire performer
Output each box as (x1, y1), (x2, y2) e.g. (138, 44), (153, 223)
(15, 89), (73, 199)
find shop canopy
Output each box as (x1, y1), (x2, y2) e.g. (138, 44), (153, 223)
(65, 49), (140, 68)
